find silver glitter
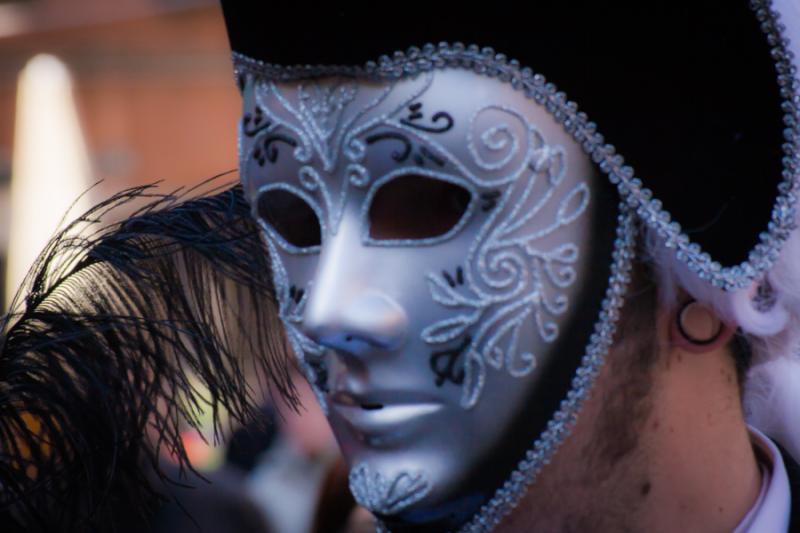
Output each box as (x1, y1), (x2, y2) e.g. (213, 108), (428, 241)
(349, 462), (433, 516)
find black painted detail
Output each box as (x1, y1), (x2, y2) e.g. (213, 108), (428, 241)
(243, 106), (271, 137)
(401, 103), (454, 134)
(430, 336), (471, 387)
(365, 132), (413, 162)
(442, 267), (465, 288)
(480, 190), (501, 212)
(253, 147), (266, 167)
(365, 131), (446, 168)
(263, 134), (298, 163)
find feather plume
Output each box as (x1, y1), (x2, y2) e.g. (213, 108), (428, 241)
(0, 177), (296, 531)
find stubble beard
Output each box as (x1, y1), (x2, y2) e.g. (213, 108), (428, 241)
(502, 278), (660, 533)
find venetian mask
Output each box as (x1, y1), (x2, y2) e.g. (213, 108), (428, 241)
(239, 67), (629, 529)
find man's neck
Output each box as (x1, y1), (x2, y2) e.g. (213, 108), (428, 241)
(632, 347), (762, 532)
(496, 340), (761, 532)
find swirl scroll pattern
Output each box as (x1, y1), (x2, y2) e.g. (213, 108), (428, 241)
(420, 106), (590, 409)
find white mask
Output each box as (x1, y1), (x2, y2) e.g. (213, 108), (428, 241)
(239, 67), (633, 530)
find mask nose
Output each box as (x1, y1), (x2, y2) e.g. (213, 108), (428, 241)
(304, 288), (409, 355)
(301, 215), (409, 356)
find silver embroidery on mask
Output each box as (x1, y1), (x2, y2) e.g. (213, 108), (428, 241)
(246, 75), (441, 406)
(349, 462), (432, 516)
(417, 113), (589, 409)
(249, 74), (591, 412)
(245, 74), (438, 237)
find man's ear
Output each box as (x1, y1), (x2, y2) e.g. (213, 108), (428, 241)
(669, 299), (736, 354)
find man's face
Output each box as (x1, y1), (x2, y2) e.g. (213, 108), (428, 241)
(240, 68), (603, 521)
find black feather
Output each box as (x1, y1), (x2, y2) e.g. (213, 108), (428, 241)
(0, 177), (296, 532)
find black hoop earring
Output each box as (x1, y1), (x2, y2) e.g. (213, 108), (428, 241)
(676, 299), (724, 346)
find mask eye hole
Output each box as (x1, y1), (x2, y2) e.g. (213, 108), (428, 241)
(368, 174), (472, 241)
(256, 188), (322, 249)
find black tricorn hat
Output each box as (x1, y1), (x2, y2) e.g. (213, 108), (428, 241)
(221, 0), (800, 291)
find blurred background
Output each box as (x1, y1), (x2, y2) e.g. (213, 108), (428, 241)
(0, 0), (239, 309)
(0, 1), (364, 531)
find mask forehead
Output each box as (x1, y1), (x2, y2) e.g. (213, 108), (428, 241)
(239, 67), (631, 528)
